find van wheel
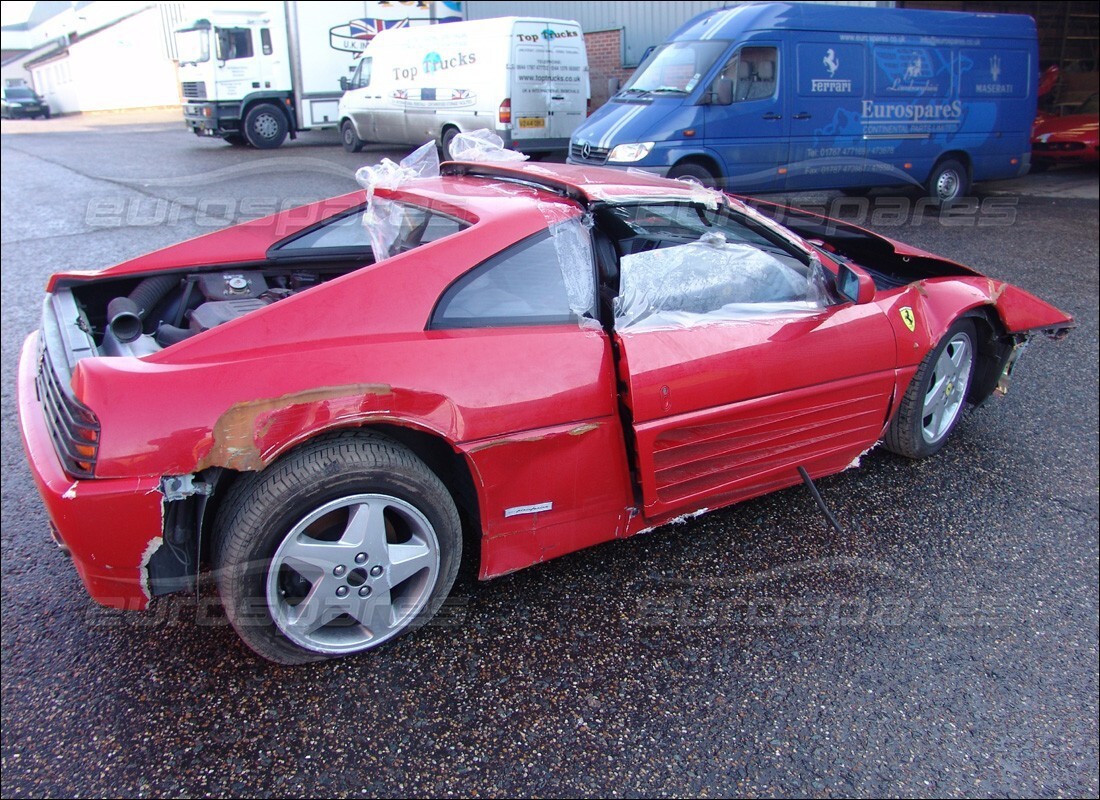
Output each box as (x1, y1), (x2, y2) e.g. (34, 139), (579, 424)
(668, 162), (719, 188)
(926, 158), (968, 204)
(341, 119), (365, 153)
(243, 103), (288, 149)
(441, 128), (460, 161)
(213, 432), (462, 664)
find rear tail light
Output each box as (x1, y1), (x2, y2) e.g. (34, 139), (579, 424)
(36, 341), (101, 479)
(498, 98), (511, 125)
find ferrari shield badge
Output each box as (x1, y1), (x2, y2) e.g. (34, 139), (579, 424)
(899, 306), (916, 332)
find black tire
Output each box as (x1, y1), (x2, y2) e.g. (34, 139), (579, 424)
(213, 431), (462, 664)
(223, 133), (247, 146)
(884, 319), (977, 459)
(242, 102), (288, 149)
(668, 161), (719, 188)
(440, 127), (459, 161)
(341, 119), (365, 153)
(925, 157), (969, 204)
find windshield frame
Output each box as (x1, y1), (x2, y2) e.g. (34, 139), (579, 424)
(175, 27), (211, 65)
(620, 40), (731, 98)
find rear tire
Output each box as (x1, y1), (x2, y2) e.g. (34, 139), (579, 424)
(213, 432), (462, 664)
(884, 319), (976, 459)
(341, 119), (365, 153)
(440, 127), (460, 161)
(242, 102), (288, 149)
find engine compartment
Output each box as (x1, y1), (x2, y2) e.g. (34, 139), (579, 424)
(62, 264), (357, 357)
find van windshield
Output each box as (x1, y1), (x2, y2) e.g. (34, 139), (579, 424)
(621, 40), (728, 95)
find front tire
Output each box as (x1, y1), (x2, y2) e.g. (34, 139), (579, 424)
(242, 102), (288, 149)
(341, 119), (365, 153)
(884, 319), (976, 459)
(213, 432), (461, 664)
(668, 162), (719, 188)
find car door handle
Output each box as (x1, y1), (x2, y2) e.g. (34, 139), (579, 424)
(793, 112), (812, 120)
(762, 112), (782, 120)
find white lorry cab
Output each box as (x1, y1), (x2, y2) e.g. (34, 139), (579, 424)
(175, 1), (463, 148)
(337, 17), (589, 158)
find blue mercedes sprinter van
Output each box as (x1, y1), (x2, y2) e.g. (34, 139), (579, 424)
(568, 3), (1037, 200)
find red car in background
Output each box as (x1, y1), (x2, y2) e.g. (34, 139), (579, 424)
(17, 162), (1074, 663)
(1032, 92), (1100, 168)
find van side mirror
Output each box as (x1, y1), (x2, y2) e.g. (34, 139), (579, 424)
(837, 263), (876, 305)
(607, 77), (621, 96)
(339, 76), (349, 91)
(713, 77), (733, 105)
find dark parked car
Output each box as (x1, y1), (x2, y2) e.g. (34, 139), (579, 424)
(1, 86), (50, 119)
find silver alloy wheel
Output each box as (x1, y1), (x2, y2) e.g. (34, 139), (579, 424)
(935, 167), (961, 201)
(921, 332), (973, 444)
(253, 112), (280, 140)
(265, 493), (440, 654)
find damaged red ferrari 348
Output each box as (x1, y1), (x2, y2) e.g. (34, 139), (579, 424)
(17, 161), (1073, 663)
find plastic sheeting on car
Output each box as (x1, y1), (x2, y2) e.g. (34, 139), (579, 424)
(448, 129), (529, 163)
(615, 232), (829, 330)
(354, 141), (441, 261)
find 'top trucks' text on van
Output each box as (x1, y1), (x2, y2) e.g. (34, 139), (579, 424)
(337, 17), (589, 158)
(569, 2), (1038, 200)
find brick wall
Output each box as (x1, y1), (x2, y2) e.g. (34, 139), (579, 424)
(584, 29), (636, 110)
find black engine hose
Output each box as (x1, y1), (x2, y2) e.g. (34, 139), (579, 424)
(127, 275), (180, 319)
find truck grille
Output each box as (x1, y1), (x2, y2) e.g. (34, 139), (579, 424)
(570, 141), (609, 164)
(181, 81), (207, 99)
(35, 339), (99, 479)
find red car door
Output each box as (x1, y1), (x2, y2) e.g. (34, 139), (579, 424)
(600, 202), (898, 520)
(617, 303), (896, 519)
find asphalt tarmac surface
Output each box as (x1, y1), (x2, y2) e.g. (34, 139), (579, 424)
(2, 111), (1097, 797)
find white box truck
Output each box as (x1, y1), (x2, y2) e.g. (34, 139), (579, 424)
(337, 17), (590, 158)
(175, 1), (464, 148)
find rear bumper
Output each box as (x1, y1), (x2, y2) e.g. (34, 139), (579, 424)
(17, 332), (164, 610)
(507, 135), (571, 153)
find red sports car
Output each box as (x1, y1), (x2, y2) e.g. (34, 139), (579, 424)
(1032, 93), (1100, 168)
(17, 162), (1073, 663)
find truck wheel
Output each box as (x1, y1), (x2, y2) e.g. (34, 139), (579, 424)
(341, 119), (365, 153)
(213, 431), (462, 664)
(926, 158), (968, 204)
(668, 162), (719, 188)
(243, 103), (288, 149)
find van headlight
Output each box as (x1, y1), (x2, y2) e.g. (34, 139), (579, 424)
(607, 142), (654, 163)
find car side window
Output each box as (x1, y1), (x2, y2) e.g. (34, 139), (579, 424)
(432, 224), (596, 329)
(216, 28), (253, 61)
(610, 203), (829, 330)
(272, 204), (468, 258)
(718, 46), (779, 102)
(352, 58), (372, 90)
